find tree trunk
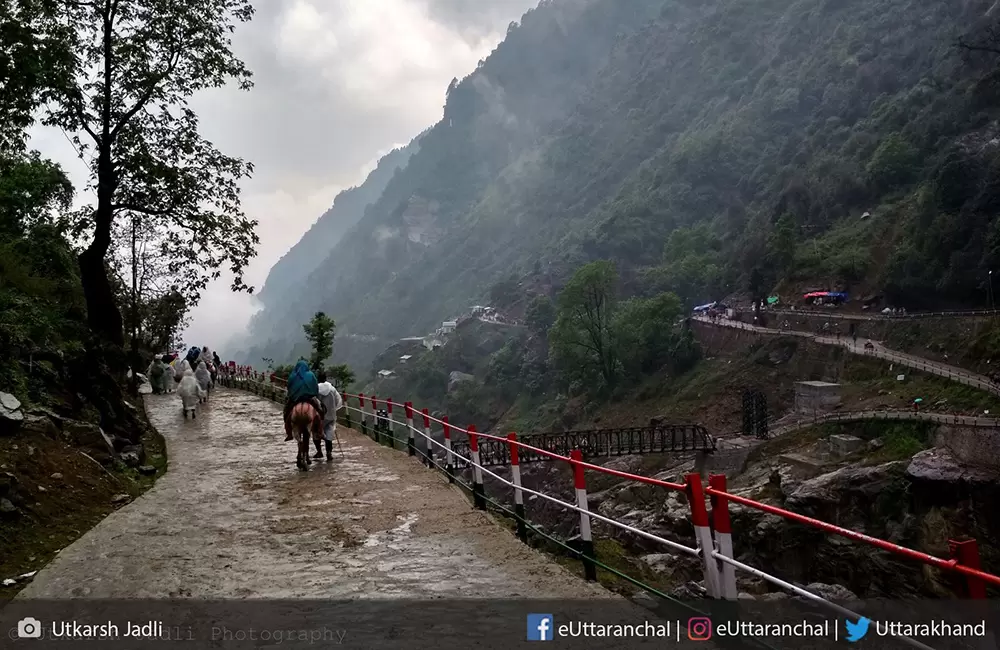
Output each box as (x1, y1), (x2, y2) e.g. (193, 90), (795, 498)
(79, 245), (124, 348)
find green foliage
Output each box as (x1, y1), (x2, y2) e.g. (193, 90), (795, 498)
(614, 293), (696, 377)
(0, 158), (86, 399)
(524, 294), (556, 336)
(303, 312), (336, 371)
(866, 134), (919, 192)
(550, 261), (699, 394)
(550, 260), (619, 391)
(323, 363), (355, 392)
(0, 0), (74, 150)
(0, 153), (72, 234)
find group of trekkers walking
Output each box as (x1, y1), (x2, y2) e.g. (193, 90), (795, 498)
(146, 346), (221, 395)
(149, 350), (345, 462)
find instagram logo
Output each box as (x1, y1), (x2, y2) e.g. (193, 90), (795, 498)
(687, 617), (712, 641)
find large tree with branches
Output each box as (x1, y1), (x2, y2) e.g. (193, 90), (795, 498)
(38, 0), (259, 351)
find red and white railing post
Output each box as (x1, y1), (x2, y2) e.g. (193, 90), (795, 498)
(422, 408), (433, 467)
(709, 474), (739, 600)
(686, 472), (722, 598)
(468, 425), (486, 510)
(950, 538), (987, 599)
(371, 395), (380, 443)
(358, 394), (367, 436)
(571, 449), (597, 581)
(508, 433), (528, 542)
(405, 402), (415, 456)
(386, 398), (395, 448)
(443, 416), (455, 483)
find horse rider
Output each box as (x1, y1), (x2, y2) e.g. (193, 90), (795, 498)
(283, 360), (326, 441)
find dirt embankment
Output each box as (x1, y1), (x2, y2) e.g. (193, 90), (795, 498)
(0, 394), (166, 602)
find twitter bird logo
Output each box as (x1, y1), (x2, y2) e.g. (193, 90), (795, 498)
(845, 617), (870, 642)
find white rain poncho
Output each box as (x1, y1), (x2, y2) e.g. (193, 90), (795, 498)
(178, 368), (203, 410)
(195, 361), (211, 393)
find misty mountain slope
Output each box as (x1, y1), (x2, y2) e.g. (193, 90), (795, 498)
(243, 0), (667, 353)
(251, 141), (418, 319)
(247, 0), (1000, 370)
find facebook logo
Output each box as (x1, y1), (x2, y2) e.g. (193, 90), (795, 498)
(527, 614), (554, 641)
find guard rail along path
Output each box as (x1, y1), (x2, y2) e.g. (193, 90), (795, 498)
(693, 315), (1000, 396)
(221, 366), (1000, 650)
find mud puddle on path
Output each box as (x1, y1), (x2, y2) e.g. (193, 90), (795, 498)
(16, 388), (614, 600)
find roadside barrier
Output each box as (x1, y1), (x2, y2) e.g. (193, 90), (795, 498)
(217, 367), (999, 649)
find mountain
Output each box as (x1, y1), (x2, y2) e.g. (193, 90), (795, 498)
(249, 141), (418, 330)
(245, 0), (1000, 372)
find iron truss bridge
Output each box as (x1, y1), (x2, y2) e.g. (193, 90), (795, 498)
(450, 424), (716, 468)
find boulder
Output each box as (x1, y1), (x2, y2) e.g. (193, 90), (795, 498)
(802, 582), (858, 602)
(62, 420), (116, 464)
(906, 448), (996, 486)
(119, 445), (145, 468)
(447, 371), (475, 392)
(787, 461), (906, 509)
(641, 553), (680, 576)
(0, 392), (24, 434)
(20, 414), (59, 440)
(0, 497), (19, 518)
(138, 465), (157, 476)
(27, 407), (63, 429)
(0, 472), (17, 498)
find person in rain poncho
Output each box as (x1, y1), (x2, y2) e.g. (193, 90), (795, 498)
(185, 346), (202, 370)
(195, 361), (212, 398)
(162, 355), (176, 392)
(283, 359), (325, 441)
(315, 370), (344, 462)
(147, 357), (167, 394)
(178, 367), (204, 417)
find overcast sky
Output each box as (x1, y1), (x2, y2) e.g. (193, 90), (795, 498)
(29, 0), (539, 354)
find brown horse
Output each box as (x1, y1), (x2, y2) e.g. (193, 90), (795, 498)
(289, 402), (322, 471)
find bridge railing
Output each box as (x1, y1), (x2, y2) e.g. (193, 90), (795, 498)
(216, 367), (999, 648)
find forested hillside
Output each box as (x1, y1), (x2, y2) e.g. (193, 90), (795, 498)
(245, 0), (1000, 371)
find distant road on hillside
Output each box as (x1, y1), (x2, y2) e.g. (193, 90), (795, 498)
(693, 315), (1000, 396)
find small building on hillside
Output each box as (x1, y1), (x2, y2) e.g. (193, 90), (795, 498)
(377, 369), (395, 378)
(795, 381), (841, 414)
(441, 321), (458, 334)
(399, 355), (412, 363)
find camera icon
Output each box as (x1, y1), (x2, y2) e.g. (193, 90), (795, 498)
(687, 617), (712, 641)
(17, 617), (43, 639)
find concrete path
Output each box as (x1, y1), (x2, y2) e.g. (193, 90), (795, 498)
(17, 388), (611, 600)
(694, 316), (1000, 396)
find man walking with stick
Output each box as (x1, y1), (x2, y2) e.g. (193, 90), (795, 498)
(317, 370), (345, 462)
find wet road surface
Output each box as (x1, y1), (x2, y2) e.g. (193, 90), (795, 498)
(17, 388), (614, 599)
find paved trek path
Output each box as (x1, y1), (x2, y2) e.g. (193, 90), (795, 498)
(17, 387), (611, 600)
(694, 315), (1000, 395)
